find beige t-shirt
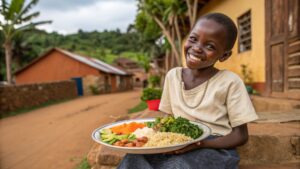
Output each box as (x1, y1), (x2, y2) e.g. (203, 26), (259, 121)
(159, 67), (258, 136)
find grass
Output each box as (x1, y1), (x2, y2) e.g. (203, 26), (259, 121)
(128, 101), (148, 114)
(0, 98), (72, 119)
(75, 157), (91, 169)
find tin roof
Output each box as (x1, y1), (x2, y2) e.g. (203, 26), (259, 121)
(15, 48), (130, 76)
(57, 49), (127, 75)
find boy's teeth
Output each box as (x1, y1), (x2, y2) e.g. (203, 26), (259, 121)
(189, 54), (200, 61)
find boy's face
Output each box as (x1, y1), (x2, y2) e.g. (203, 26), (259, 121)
(184, 19), (231, 69)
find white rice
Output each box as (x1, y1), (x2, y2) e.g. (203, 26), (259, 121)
(133, 127), (155, 138)
(143, 132), (193, 147)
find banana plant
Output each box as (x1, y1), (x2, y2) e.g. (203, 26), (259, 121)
(0, 0), (51, 84)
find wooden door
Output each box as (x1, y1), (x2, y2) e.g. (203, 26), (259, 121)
(266, 0), (300, 99)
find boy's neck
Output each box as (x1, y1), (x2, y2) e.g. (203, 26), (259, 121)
(189, 66), (219, 79)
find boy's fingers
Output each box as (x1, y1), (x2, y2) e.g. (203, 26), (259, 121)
(163, 142), (201, 155)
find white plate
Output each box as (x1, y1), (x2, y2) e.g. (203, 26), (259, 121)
(91, 118), (211, 154)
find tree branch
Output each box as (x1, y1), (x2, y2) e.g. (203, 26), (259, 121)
(153, 16), (181, 66)
(185, 0), (193, 29)
(192, 0), (198, 27)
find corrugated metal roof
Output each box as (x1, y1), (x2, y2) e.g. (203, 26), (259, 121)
(57, 48), (128, 75)
(15, 48), (130, 76)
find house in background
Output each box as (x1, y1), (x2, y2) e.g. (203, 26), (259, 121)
(183, 0), (300, 100)
(113, 57), (147, 87)
(15, 48), (133, 95)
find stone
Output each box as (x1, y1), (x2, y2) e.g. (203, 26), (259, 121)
(99, 165), (117, 169)
(87, 143), (102, 167)
(290, 136), (300, 156)
(238, 135), (297, 165)
(97, 146), (125, 166)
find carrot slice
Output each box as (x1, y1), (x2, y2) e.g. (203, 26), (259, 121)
(110, 122), (145, 134)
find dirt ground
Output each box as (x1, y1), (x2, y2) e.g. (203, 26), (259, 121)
(0, 89), (141, 169)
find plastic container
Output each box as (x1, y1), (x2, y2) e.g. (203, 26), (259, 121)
(146, 99), (161, 111)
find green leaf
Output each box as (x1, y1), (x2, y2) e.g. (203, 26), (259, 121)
(141, 88), (162, 101)
(8, 0), (25, 20)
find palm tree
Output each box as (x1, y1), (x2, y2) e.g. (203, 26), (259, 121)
(0, 0), (51, 84)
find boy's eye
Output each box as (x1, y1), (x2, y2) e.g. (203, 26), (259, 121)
(206, 44), (215, 50)
(189, 36), (197, 42)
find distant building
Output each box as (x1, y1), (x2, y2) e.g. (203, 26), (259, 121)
(15, 48), (133, 95)
(114, 57), (147, 87)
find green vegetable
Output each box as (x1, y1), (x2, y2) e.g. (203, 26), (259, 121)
(100, 129), (136, 145)
(148, 116), (203, 139)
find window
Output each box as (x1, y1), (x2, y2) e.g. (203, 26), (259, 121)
(238, 10), (251, 53)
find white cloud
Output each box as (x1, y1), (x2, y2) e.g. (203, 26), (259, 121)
(32, 0), (137, 34)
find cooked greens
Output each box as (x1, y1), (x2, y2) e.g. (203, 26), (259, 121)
(146, 116), (203, 139)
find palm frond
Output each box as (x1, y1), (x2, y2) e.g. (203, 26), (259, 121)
(20, 11), (40, 23)
(8, 0), (25, 20)
(1, 0), (8, 12)
(18, 0), (38, 16)
(1, 0), (9, 20)
(11, 20), (47, 38)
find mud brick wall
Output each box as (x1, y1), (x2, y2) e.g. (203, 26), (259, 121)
(82, 75), (107, 96)
(0, 80), (77, 114)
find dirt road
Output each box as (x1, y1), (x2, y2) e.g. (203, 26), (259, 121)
(0, 89), (141, 169)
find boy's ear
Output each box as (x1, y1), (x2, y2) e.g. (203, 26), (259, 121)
(219, 51), (232, 62)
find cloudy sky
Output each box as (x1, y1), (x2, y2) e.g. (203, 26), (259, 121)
(31, 0), (138, 34)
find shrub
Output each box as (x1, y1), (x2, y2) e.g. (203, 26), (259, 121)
(148, 75), (161, 87)
(140, 88), (162, 101)
(241, 64), (253, 84)
(89, 85), (100, 95)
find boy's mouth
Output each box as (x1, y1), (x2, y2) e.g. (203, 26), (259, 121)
(187, 53), (203, 62)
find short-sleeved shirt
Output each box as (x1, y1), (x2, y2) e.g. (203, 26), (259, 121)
(159, 67), (258, 136)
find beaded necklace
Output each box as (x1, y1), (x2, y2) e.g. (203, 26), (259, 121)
(180, 79), (209, 109)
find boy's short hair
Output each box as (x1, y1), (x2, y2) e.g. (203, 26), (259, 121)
(199, 13), (238, 51)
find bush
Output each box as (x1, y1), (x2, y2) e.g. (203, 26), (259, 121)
(89, 85), (100, 95)
(140, 88), (162, 101)
(148, 75), (161, 87)
(241, 64), (253, 84)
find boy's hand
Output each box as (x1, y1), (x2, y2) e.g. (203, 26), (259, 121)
(164, 141), (201, 155)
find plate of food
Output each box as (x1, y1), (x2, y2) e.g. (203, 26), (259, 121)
(91, 116), (211, 154)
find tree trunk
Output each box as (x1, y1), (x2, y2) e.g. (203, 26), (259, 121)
(174, 15), (182, 55)
(153, 16), (181, 66)
(170, 26), (179, 66)
(4, 40), (13, 85)
(165, 50), (170, 73)
(192, 0), (198, 27)
(185, 0), (193, 29)
(185, 0), (198, 28)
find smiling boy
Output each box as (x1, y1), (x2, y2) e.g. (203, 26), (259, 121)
(118, 13), (258, 169)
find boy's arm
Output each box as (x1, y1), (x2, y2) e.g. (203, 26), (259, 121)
(199, 124), (248, 149)
(169, 124), (248, 154)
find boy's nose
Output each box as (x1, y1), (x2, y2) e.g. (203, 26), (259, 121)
(192, 45), (203, 53)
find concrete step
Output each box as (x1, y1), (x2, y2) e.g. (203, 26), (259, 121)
(240, 162), (300, 169)
(251, 95), (300, 112)
(238, 121), (300, 165)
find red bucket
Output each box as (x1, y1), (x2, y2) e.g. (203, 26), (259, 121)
(146, 99), (161, 111)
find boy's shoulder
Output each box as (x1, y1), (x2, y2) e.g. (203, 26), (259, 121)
(166, 67), (182, 78)
(164, 68), (244, 84)
(219, 69), (244, 84)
